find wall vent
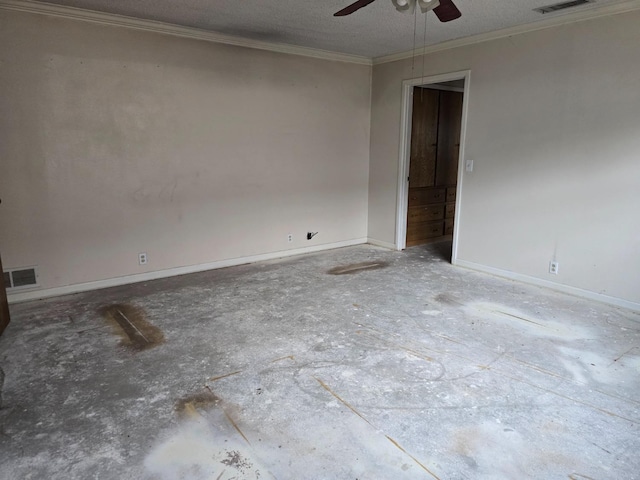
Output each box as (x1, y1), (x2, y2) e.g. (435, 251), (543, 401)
(534, 0), (594, 14)
(3, 267), (39, 291)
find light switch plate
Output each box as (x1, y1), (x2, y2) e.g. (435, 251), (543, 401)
(466, 159), (474, 172)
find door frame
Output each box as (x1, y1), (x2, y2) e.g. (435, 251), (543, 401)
(395, 69), (471, 265)
(0, 254), (10, 335)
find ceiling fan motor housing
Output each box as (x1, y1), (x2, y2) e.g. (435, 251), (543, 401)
(391, 0), (441, 14)
(334, 0), (459, 21)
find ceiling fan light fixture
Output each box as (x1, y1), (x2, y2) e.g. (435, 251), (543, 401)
(418, 0), (441, 13)
(335, 0), (461, 20)
(391, 0), (416, 14)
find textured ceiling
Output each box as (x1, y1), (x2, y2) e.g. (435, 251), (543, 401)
(31, 0), (628, 58)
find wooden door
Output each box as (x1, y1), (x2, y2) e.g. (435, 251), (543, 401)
(406, 88), (442, 246)
(435, 90), (463, 186)
(409, 88), (439, 188)
(406, 87), (463, 247)
(0, 254), (10, 336)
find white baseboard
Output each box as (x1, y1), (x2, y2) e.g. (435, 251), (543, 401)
(7, 238), (368, 303)
(366, 238), (398, 250)
(455, 259), (640, 313)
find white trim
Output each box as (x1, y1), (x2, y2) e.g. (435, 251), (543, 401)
(395, 70), (471, 256)
(366, 238), (397, 250)
(0, 0), (371, 65)
(422, 85), (464, 93)
(456, 259), (640, 313)
(451, 73), (471, 264)
(7, 238), (367, 303)
(395, 78), (414, 251)
(373, 0), (640, 65)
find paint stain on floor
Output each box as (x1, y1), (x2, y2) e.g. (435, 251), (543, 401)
(465, 302), (591, 340)
(99, 304), (164, 351)
(175, 388), (252, 445)
(144, 418), (266, 480)
(175, 388), (221, 418)
(433, 293), (463, 306)
(328, 262), (388, 275)
(221, 450), (255, 475)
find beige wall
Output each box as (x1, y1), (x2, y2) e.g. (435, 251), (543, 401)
(0, 10), (371, 293)
(369, 11), (640, 305)
(2, 7), (639, 308)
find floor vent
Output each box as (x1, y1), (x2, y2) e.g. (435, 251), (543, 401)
(3, 267), (38, 291)
(533, 0), (594, 14)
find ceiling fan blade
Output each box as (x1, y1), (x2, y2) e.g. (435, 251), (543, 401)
(334, 0), (378, 16)
(433, 0), (461, 22)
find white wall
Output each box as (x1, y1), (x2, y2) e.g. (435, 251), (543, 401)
(0, 10), (371, 295)
(369, 11), (640, 306)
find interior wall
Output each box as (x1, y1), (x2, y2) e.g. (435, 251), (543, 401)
(369, 11), (640, 306)
(0, 10), (371, 294)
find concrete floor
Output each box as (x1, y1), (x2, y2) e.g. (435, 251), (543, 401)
(1, 242), (639, 479)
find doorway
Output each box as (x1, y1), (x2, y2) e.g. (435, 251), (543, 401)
(406, 83), (463, 247)
(395, 71), (470, 263)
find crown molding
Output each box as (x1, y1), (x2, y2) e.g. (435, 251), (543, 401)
(0, 0), (372, 65)
(2, 0), (639, 68)
(373, 0), (640, 65)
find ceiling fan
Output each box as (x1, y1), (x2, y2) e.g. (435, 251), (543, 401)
(334, 0), (462, 22)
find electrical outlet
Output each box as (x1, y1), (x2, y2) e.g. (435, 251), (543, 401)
(549, 261), (559, 275)
(287, 234), (293, 243)
(138, 252), (148, 265)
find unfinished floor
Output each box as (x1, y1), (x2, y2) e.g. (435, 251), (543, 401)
(1, 243), (639, 479)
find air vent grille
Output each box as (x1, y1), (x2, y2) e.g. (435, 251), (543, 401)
(533, 0), (594, 14)
(3, 267), (38, 290)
